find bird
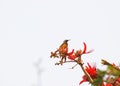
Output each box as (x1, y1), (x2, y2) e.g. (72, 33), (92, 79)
(58, 39), (70, 65)
(58, 39), (69, 54)
(59, 39), (69, 50)
(50, 40), (69, 59)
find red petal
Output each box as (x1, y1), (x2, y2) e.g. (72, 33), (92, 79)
(79, 75), (87, 84)
(79, 80), (86, 85)
(68, 55), (76, 60)
(82, 42), (87, 54)
(67, 49), (74, 55)
(87, 63), (92, 69)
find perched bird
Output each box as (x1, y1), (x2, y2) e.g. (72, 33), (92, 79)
(50, 39), (70, 65)
(58, 39), (70, 65)
(59, 39), (69, 51)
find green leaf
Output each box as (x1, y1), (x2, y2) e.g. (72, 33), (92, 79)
(92, 77), (103, 86)
(107, 65), (120, 76)
(97, 69), (106, 77)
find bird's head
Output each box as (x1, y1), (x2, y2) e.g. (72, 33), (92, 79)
(63, 39), (70, 43)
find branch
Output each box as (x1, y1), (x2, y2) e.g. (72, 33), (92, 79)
(101, 59), (120, 71)
(77, 57), (94, 83)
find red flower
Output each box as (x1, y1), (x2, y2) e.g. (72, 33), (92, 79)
(82, 42), (94, 54)
(79, 75), (88, 84)
(114, 77), (120, 86)
(105, 83), (112, 86)
(85, 63), (97, 78)
(67, 42), (93, 60)
(101, 82), (112, 86)
(67, 49), (77, 60)
(75, 42), (93, 57)
(79, 63), (97, 85)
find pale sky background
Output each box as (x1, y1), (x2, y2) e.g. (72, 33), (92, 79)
(0, 0), (120, 86)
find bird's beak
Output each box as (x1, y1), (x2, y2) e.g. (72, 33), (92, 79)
(67, 39), (70, 41)
(66, 39), (70, 42)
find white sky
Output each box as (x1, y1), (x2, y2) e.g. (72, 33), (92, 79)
(0, 0), (120, 86)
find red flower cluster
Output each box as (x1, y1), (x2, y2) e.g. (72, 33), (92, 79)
(50, 40), (120, 86)
(68, 42), (93, 60)
(50, 41), (93, 65)
(79, 63), (118, 86)
(114, 77), (120, 86)
(79, 63), (97, 84)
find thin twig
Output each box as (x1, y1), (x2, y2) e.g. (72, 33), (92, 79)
(55, 60), (76, 65)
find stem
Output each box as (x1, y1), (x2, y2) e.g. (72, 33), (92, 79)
(101, 59), (120, 71)
(78, 62), (94, 84)
(65, 61), (76, 63)
(75, 57), (93, 84)
(55, 60), (76, 65)
(55, 56), (94, 83)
